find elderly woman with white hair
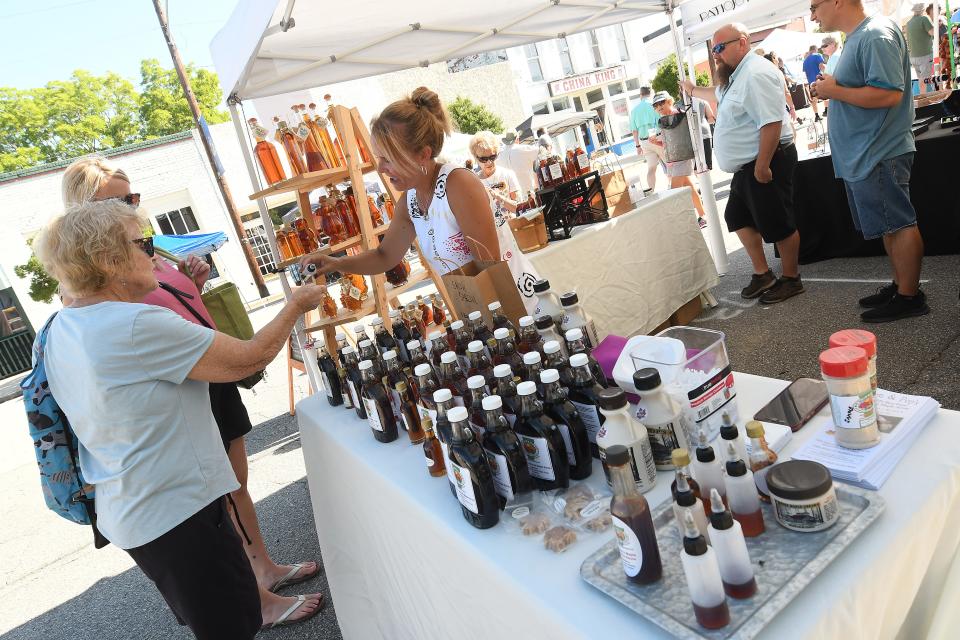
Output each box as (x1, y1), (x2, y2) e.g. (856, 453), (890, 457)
(469, 130), (524, 227)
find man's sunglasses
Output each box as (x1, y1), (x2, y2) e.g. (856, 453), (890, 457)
(711, 37), (743, 55)
(476, 154), (498, 163)
(810, 0), (831, 13)
(132, 236), (155, 257)
(113, 193), (141, 207)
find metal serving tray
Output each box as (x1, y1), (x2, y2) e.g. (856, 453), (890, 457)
(581, 485), (885, 639)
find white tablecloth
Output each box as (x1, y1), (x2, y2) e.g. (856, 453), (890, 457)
(526, 189), (719, 337)
(298, 373), (960, 640)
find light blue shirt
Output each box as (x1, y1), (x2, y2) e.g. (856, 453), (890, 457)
(629, 99), (660, 139)
(713, 53), (793, 173)
(46, 303), (237, 549)
(825, 50), (841, 75)
(827, 16), (916, 182)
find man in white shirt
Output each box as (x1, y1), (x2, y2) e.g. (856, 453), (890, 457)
(499, 130), (540, 197)
(683, 22), (803, 305)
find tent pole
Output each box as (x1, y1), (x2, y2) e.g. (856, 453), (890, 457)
(227, 100), (324, 397)
(667, 1), (728, 275)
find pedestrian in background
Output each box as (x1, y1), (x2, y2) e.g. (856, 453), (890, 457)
(629, 86), (665, 193)
(498, 129), (540, 197)
(802, 44), (826, 120)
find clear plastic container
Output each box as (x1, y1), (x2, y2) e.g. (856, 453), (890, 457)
(628, 326), (739, 443)
(819, 346), (879, 450)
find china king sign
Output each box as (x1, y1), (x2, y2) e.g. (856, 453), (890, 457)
(548, 66), (627, 97)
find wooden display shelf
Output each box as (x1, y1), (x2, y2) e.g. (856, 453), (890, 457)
(274, 222), (391, 269)
(249, 161), (376, 199)
(302, 268), (431, 333)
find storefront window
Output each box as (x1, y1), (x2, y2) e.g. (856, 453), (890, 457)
(614, 24), (630, 61)
(588, 30), (603, 68)
(626, 78), (640, 91)
(586, 88), (603, 105)
(524, 44), (543, 82)
(532, 102), (549, 115)
(552, 97), (571, 112)
(608, 82), (624, 96)
(558, 38), (574, 76)
(573, 96), (583, 111)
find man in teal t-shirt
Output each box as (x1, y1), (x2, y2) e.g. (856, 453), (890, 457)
(630, 86), (665, 192)
(812, 0), (927, 323)
(906, 4), (934, 92)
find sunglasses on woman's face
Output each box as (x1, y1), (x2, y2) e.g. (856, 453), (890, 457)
(476, 154), (498, 164)
(132, 236), (155, 257)
(114, 193), (141, 207)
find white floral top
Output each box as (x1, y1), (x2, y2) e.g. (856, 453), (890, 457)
(407, 163), (479, 275)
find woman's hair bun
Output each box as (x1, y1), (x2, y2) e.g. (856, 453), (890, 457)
(411, 87), (441, 112)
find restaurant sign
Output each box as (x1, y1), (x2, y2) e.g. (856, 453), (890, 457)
(548, 66), (627, 97)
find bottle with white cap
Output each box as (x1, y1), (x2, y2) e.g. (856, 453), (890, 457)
(468, 310), (494, 347)
(357, 339), (383, 378)
(723, 444), (764, 537)
(447, 406), (500, 529)
(450, 319), (473, 371)
(493, 327), (525, 372)
(465, 375), (490, 436)
(521, 350), (544, 392)
(559, 291), (599, 348)
(466, 339), (495, 387)
(565, 328), (607, 388)
(568, 353), (607, 455)
(317, 343), (343, 407)
(514, 380), (570, 490)
(707, 488), (757, 599)
(438, 350), (469, 401)
(488, 300), (517, 337)
(359, 359), (398, 443)
(342, 346), (366, 420)
(596, 387), (657, 492)
(480, 395), (533, 508)
(389, 308), (414, 364)
(352, 322), (368, 345)
(679, 511), (730, 630)
(493, 364), (520, 424)
(535, 315), (566, 358)
(382, 350), (406, 425)
(633, 368), (691, 470)
(370, 316), (398, 357)
(334, 331), (349, 366)
(427, 329), (449, 367)
(540, 368), (593, 480)
(433, 388), (460, 497)
(407, 339), (429, 370)
(543, 340), (573, 386)
(532, 279), (564, 327)
(516, 315), (543, 355)
(413, 363), (439, 422)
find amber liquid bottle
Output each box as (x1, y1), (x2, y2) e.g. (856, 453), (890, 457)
(607, 444), (663, 585)
(466, 340), (496, 388)
(396, 381), (425, 444)
(319, 288), (338, 319)
(292, 218), (318, 253)
(367, 194), (385, 227)
(417, 295), (434, 326)
(422, 417), (446, 478)
(276, 119), (307, 176)
(307, 102), (340, 168)
(385, 261), (409, 287)
(331, 188), (361, 237)
(292, 105), (327, 172)
(315, 197), (348, 244)
(247, 118), (286, 185)
(513, 381), (570, 491)
(342, 347), (366, 420)
(317, 345), (343, 407)
(431, 294), (446, 326)
(323, 95), (348, 167)
(276, 230), (294, 261)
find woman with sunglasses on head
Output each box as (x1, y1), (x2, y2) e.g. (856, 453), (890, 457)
(649, 91), (709, 229)
(470, 130), (523, 227)
(59, 157), (324, 632)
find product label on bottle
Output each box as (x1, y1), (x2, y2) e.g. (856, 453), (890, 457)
(324, 380), (334, 399)
(348, 381), (360, 408)
(441, 441), (456, 486)
(570, 401), (602, 443)
(426, 454), (437, 468)
(519, 435), (556, 481)
(295, 123), (311, 140)
(364, 398), (384, 432)
(486, 451), (515, 501)
(388, 388), (403, 424)
(643, 418), (683, 468)
(450, 460), (479, 514)
(417, 403), (438, 424)
(829, 391), (877, 429)
(612, 515), (644, 577)
(688, 365), (737, 425)
(555, 422), (577, 465)
(774, 493), (838, 530)
(349, 286), (362, 300)
(342, 392), (352, 408)
(577, 153), (589, 170)
(549, 163), (563, 180)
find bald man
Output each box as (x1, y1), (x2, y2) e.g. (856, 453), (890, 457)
(811, 0), (927, 322)
(682, 23), (802, 305)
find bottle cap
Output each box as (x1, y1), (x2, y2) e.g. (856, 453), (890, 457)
(671, 448), (691, 467)
(451, 320), (465, 330)
(414, 363), (432, 377)
(406, 340), (420, 351)
(674, 470), (697, 506)
(516, 381), (537, 396)
(493, 364), (513, 378)
(370, 317), (384, 326)
(682, 510), (701, 539)
(482, 395), (502, 410)
(428, 330), (442, 341)
(708, 488), (733, 529)
(440, 351), (457, 364)
(519, 315), (534, 328)
(819, 345), (868, 378)
(358, 360), (373, 371)
(829, 329), (877, 358)
(565, 328), (584, 342)
(388, 309), (400, 319)
(447, 406), (469, 423)
(540, 368), (560, 384)
(335, 332), (347, 341)
(543, 340), (561, 354)
(467, 340), (484, 353)
(493, 327), (510, 340)
(695, 431), (715, 462)
(766, 459), (833, 501)
(383, 350), (397, 361)
(535, 315), (555, 330)
(396, 381), (407, 392)
(533, 279), (551, 293)
(358, 339), (372, 349)
(603, 444), (630, 467)
(745, 421), (765, 438)
(523, 351), (541, 365)
(467, 375), (486, 389)
(560, 291), (579, 306)
(725, 443), (746, 475)
(597, 387), (627, 410)
(342, 345), (356, 355)
(488, 301), (502, 312)
(468, 310), (482, 321)
(433, 388), (453, 403)
(353, 323), (366, 334)
(569, 353), (589, 367)
(632, 368), (662, 391)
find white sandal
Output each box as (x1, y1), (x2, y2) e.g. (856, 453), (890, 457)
(268, 562), (319, 593)
(262, 594), (324, 629)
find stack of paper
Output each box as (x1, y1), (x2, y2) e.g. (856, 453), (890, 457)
(791, 390), (940, 490)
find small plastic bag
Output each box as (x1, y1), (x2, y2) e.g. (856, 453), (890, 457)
(499, 492), (553, 537)
(541, 483), (613, 534)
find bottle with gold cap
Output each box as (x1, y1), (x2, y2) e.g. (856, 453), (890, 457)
(745, 421), (778, 501)
(670, 448), (702, 501)
(422, 416), (446, 477)
(247, 118), (286, 185)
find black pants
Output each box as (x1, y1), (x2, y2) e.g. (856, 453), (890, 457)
(725, 142), (798, 243)
(127, 498), (261, 639)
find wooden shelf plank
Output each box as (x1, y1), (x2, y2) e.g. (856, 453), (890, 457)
(304, 301), (376, 333)
(382, 269), (430, 299)
(249, 162), (375, 200)
(273, 222), (390, 269)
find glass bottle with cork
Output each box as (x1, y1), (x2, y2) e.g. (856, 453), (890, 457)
(247, 117), (286, 185)
(422, 417), (446, 478)
(745, 420), (777, 501)
(596, 388), (657, 492)
(275, 118), (307, 176)
(307, 102), (341, 168)
(723, 444), (765, 537)
(480, 395), (533, 509)
(606, 444), (663, 585)
(292, 104), (328, 172)
(446, 406), (500, 529)
(359, 360), (398, 443)
(514, 381), (570, 491)
(540, 368), (593, 480)
(679, 511), (730, 629)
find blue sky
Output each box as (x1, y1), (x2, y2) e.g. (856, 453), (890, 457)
(1, 0), (239, 90)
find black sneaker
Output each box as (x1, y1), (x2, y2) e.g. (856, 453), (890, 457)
(858, 282), (897, 308)
(741, 270), (777, 299)
(860, 292), (929, 323)
(759, 275), (805, 304)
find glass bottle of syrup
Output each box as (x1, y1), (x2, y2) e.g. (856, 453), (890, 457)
(707, 488), (757, 599)
(416, 295), (434, 325)
(607, 444), (663, 585)
(481, 395), (534, 508)
(468, 310), (495, 348)
(358, 360), (398, 443)
(565, 328), (607, 388)
(389, 309), (412, 363)
(493, 328), (525, 372)
(382, 350), (406, 425)
(330, 187), (360, 237)
(450, 320), (473, 371)
(292, 218), (318, 253)
(540, 368), (593, 480)
(446, 406), (500, 529)
(385, 260), (409, 287)
(516, 315), (543, 355)
(422, 417), (446, 478)
(275, 119), (307, 176)
(723, 444), (765, 537)
(414, 363), (439, 423)
(357, 339), (383, 378)
(318, 286), (338, 319)
(568, 353), (607, 456)
(488, 301), (517, 336)
(575, 146), (590, 175)
(337, 365), (353, 409)
(514, 381), (570, 491)
(433, 388), (459, 498)
(492, 364), (520, 425)
(247, 118), (286, 185)
(372, 317), (398, 357)
(323, 94), (348, 166)
(317, 344), (343, 407)
(276, 228), (294, 261)
(438, 350), (469, 400)
(342, 346), (366, 419)
(466, 340), (495, 388)
(745, 420), (777, 502)
(307, 102), (340, 168)
(406, 304), (426, 342)
(464, 375), (490, 436)
(334, 332), (349, 366)
(428, 330), (450, 368)
(292, 104), (328, 172)
(431, 294), (446, 326)
(543, 340), (573, 386)
(680, 511), (730, 630)
(395, 381), (425, 444)
(409, 341), (429, 371)
(381, 192), (395, 220)
(521, 350), (545, 394)
(366, 194), (385, 227)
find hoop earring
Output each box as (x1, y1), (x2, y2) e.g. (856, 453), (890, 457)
(420, 165), (426, 175)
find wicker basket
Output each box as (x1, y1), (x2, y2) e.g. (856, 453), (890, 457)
(509, 209), (549, 253)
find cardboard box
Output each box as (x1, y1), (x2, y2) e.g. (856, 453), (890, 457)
(599, 169), (633, 217)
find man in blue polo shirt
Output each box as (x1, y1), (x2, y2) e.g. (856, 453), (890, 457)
(803, 45), (826, 120)
(812, 0), (928, 322)
(630, 86), (665, 192)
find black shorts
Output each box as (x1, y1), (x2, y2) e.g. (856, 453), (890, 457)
(724, 142), (798, 243)
(209, 382), (253, 449)
(126, 498), (261, 639)
(702, 138), (713, 171)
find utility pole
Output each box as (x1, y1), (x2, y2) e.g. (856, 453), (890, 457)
(151, 0), (270, 298)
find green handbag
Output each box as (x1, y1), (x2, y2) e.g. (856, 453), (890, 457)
(202, 282), (264, 389)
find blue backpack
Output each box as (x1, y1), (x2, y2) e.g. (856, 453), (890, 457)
(22, 314), (99, 533)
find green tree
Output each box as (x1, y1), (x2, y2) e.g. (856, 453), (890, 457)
(138, 59), (229, 138)
(447, 96), (504, 135)
(652, 55), (711, 102)
(13, 253), (59, 304)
